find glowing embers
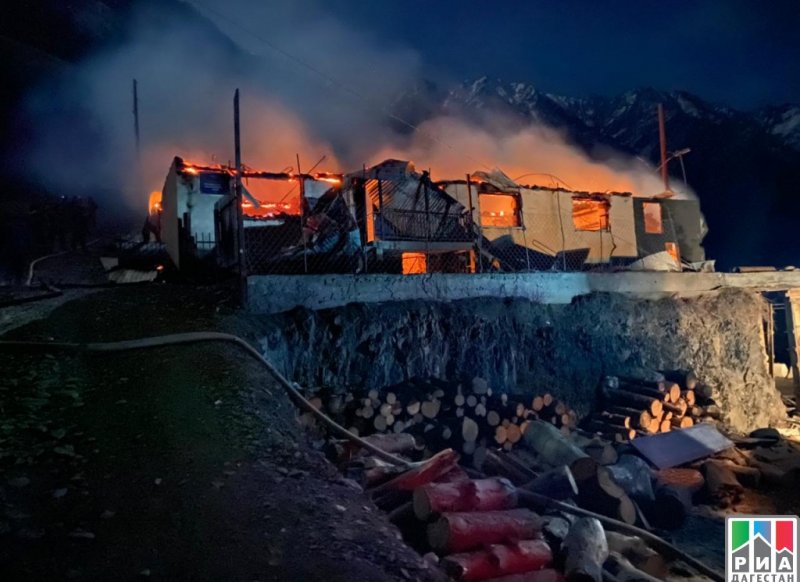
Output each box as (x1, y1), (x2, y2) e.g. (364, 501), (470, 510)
(479, 193), (521, 228)
(572, 197), (610, 232)
(402, 252), (427, 274)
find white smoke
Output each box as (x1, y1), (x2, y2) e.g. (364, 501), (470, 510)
(14, 0), (693, 220)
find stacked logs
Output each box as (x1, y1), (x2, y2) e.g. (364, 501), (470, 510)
(299, 377), (580, 465)
(587, 372), (719, 442)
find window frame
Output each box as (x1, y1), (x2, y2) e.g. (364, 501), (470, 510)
(478, 192), (523, 228)
(571, 196), (610, 232)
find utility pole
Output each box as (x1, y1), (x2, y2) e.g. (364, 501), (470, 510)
(234, 89), (247, 305)
(657, 103), (670, 192)
(132, 79), (141, 161)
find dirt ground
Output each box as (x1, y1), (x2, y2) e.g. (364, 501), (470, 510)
(0, 284), (443, 581)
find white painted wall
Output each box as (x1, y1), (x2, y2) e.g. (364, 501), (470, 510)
(247, 271), (800, 314)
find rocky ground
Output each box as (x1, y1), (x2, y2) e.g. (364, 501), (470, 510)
(0, 283), (443, 581)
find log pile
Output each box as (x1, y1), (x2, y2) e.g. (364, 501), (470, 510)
(299, 377), (580, 466)
(589, 372), (719, 442)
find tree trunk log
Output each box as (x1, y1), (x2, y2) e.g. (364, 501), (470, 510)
(413, 477), (518, 520)
(441, 540), (553, 581)
(428, 508), (543, 553)
(563, 517), (608, 582)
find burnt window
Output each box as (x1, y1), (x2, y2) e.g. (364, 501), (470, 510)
(643, 202), (663, 234)
(572, 198), (610, 231)
(479, 193), (521, 227)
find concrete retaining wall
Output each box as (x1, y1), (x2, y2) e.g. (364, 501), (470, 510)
(248, 271), (800, 314)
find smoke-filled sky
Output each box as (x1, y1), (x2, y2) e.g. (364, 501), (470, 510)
(18, 0), (796, 211)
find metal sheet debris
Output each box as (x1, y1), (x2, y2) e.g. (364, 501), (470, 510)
(631, 424), (734, 469)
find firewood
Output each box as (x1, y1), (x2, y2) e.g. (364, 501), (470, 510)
(532, 396), (544, 412)
(563, 517), (608, 582)
(641, 484), (691, 530)
(607, 406), (651, 429)
(413, 477), (518, 520)
(543, 393), (554, 407)
(359, 433), (417, 455)
(585, 420), (636, 441)
(467, 395), (478, 408)
(487, 410), (501, 427)
(506, 424), (523, 444)
(463, 417), (480, 443)
(616, 383), (667, 401)
(441, 540), (553, 581)
(605, 532), (668, 579)
(670, 416), (694, 429)
(597, 413), (631, 429)
(406, 400), (421, 416)
(583, 441), (619, 466)
(682, 390), (696, 406)
(495, 425), (509, 445)
(524, 465), (579, 500)
(658, 420), (671, 433)
(662, 399), (687, 417)
(605, 552), (662, 582)
(604, 389), (662, 418)
(371, 449), (458, 495)
(475, 403), (487, 417)
(605, 455), (654, 501)
(421, 399), (442, 419)
(374, 415), (388, 432)
(428, 508), (543, 553)
(524, 420), (588, 466)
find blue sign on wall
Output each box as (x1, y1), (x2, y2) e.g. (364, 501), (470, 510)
(199, 173), (230, 195)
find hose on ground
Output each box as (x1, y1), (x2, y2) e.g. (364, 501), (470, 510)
(0, 332), (723, 581)
(0, 332), (412, 467)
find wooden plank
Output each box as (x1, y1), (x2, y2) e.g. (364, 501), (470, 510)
(630, 424), (734, 469)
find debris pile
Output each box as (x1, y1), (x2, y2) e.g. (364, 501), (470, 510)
(297, 370), (799, 581)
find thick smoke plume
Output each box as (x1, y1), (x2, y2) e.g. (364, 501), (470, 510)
(16, 0), (692, 219)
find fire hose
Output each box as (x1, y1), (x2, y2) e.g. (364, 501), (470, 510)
(0, 332), (724, 581)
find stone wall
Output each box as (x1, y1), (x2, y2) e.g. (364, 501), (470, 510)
(249, 288), (784, 433)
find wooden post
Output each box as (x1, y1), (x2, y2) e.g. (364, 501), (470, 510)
(657, 104), (669, 192)
(423, 173), (431, 274)
(132, 79), (141, 162)
(296, 153), (308, 274)
(233, 89), (247, 304)
(466, 174), (483, 273)
(785, 290), (800, 401)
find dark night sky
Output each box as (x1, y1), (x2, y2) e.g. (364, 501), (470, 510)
(310, 0), (800, 109)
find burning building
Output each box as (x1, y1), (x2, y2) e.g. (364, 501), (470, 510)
(158, 156), (341, 270)
(155, 155), (706, 275)
(440, 169), (706, 271)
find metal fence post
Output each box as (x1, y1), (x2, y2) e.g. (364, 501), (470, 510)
(233, 89), (247, 305)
